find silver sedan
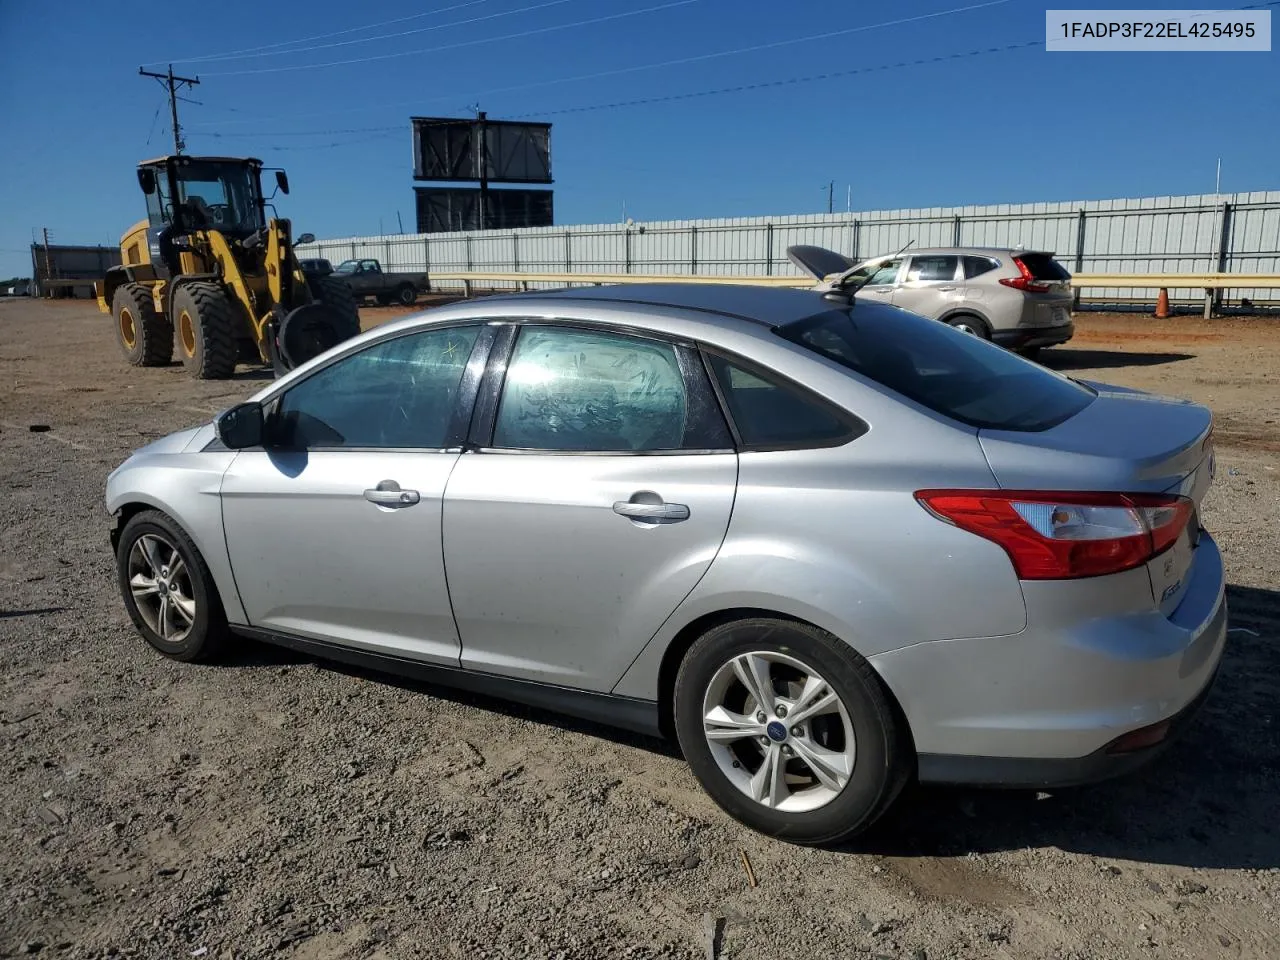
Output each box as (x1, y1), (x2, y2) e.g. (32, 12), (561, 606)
(107, 279), (1226, 843)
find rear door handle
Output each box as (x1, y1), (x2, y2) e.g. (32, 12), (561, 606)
(364, 479), (420, 508)
(612, 501), (690, 523)
(937, 285), (958, 291)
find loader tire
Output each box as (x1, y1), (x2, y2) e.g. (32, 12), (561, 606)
(307, 274), (361, 342)
(172, 282), (238, 380)
(113, 283), (172, 367)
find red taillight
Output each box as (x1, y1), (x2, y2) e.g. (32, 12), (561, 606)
(915, 490), (1194, 579)
(998, 256), (1052, 293)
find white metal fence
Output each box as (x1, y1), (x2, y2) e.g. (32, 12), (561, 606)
(297, 190), (1280, 304)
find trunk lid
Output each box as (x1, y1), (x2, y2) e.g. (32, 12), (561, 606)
(979, 386), (1214, 614)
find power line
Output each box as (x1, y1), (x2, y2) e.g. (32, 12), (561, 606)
(168, 0), (578, 66)
(200, 38), (1040, 146)
(511, 40), (1043, 118)
(201, 0), (703, 76)
(187, 0), (1011, 127)
(424, 0), (1015, 109)
(153, 0), (495, 65)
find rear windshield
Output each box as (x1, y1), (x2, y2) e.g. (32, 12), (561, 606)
(1017, 253), (1071, 280)
(778, 307), (1094, 431)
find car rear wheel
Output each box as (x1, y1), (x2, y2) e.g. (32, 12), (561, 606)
(396, 283), (417, 306)
(674, 618), (911, 844)
(947, 314), (990, 339)
(116, 509), (227, 662)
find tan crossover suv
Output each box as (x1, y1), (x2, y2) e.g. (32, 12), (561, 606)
(796, 246), (1075, 357)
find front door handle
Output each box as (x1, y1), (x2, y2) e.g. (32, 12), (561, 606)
(613, 500), (690, 523)
(937, 285), (958, 292)
(364, 479), (420, 508)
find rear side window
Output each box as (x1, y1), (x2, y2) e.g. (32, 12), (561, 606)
(778, 308), (1094, 432)
(963, 255), (999, 279)
(1016, 253), (1071, 280)
(707, 355), (861, 449)
(907, 256), (959, 282)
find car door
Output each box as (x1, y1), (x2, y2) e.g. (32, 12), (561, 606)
(441, 322), (738, 691)
(220, 322), (492, 663)
(850, 257), (904, 306)
(362, 260), (384, 295)
(894, 254), (962, 319)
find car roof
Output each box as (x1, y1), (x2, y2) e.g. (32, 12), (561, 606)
(858, 246), (1052, 261)
(482, 282), (834, 329)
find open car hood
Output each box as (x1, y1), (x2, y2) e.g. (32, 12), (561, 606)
(786, 244), (858, 283)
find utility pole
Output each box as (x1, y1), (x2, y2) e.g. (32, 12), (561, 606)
(41, 227), (53, 297)
(826, 181), (834, 214)
(138, 64), (200, 155)
(476, 110), (489, 231)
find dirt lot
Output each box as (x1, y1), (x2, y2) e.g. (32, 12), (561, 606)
(2, 298), (1278, 960)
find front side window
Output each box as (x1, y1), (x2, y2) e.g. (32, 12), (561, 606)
(708, 355), (859, 449)
(845, 258), (903, 287)
(907, 255), (959, 282)
(778, 308), (1094, 431)
(271, 326), (480, 449)
(173, 162), (261, 232)
(334, 260), (358, 275)
(493, 326), (692, 452)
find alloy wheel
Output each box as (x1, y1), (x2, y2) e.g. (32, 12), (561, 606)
(701, 650), (855, 813)
(127, 533), (197, 643)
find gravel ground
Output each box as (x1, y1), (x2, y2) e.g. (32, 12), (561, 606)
(1, 299), (1278, 960)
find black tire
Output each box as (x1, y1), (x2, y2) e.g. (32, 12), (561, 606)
(307, 274), (361, 341)
(396, 283), (417, 306)
(946, 314), (991, 339)
(171, 282), (238, 380)
(112, 283), (172, 366)
(1018, 345), (1043, 362)
(115, 509), (228, 663)
(674, 618), (911, 845)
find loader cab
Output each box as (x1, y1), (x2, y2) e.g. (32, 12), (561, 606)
(136, 155), (271, 239)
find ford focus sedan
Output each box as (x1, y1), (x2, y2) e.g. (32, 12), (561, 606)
(107, 279), (1226, 843)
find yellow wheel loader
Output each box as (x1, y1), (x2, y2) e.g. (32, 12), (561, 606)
(96, 155), (360, 379)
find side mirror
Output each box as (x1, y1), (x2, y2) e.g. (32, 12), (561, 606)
(275, 170), (290, 195)
(215, 402), (264, 449)
(296, 232), (315, 245)
(137, 168), (157, 195)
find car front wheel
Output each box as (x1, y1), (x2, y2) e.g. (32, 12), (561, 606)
(674, 618), (911, 844)
(115, 509), (227, 662)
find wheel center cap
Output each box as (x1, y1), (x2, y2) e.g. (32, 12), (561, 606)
(765, 720), (788, 743)
(158, 581), (169, 595)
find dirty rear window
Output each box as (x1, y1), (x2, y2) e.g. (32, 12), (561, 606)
(777, 308), (1094, 431)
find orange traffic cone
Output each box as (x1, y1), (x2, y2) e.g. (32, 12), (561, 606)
(1154, 287), (1170, 319)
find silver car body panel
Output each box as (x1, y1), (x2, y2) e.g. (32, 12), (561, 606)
(220, 449), (462, 663)
(443, 452), (737, 688)
(106, 429), (246, 624)
(104, 283), (1226, 781)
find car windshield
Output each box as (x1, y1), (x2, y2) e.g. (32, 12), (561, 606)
(333, 260), (358, 274)
(777, 307), (1095, 431)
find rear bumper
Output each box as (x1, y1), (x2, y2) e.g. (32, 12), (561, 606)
(871, 532), (1228, 787)
(992, 322), (1074, 349)
(916, 664), (1219, 787)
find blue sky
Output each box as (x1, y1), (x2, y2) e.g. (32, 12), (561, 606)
(0, 0), (1276, 278)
